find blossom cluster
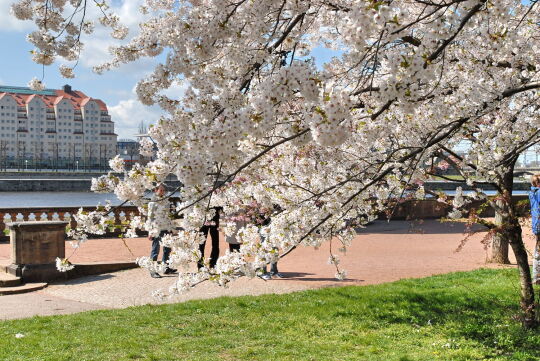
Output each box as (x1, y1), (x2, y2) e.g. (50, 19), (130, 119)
(12, 0), (125, 82)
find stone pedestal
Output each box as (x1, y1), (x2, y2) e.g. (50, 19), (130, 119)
(6, 221), (68, 282)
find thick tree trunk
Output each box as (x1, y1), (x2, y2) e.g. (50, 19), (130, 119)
(507, 223), (537, 328)
(493, 160), (536, 328)
(533, 235), (540, 285)
(488, 161), (515, 264)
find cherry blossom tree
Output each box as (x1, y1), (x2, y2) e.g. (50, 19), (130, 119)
(11, 0), (540, 327)
(418, 104), (540, 327)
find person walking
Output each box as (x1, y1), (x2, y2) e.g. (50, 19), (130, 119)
(148, 183), (176, 278)
(258, 212), (284, 280)
(198, 206), (222, 269)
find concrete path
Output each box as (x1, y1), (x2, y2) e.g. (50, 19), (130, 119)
(0, 220), (529, 320)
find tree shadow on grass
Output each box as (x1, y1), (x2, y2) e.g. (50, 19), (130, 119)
(322, 270), (540, 357)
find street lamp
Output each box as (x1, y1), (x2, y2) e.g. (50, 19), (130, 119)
(76, 160), (79, 171)
(25, 159), (28, 171)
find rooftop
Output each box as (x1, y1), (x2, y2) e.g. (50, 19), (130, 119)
(0, 84), (108, 111)
(0, 85), (57, 96)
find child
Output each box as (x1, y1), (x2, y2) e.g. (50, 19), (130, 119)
(225, 217), (246, 253)
(258, 213), (284, 280)
(529, 174), (540, 283)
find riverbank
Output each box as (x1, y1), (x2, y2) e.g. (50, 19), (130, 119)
(0, 174), (532, 192)
(0, 171), (179, 192)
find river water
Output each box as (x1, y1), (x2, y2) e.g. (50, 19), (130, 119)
(0, 190), (531, 208)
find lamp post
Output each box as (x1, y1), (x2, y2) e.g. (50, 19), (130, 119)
(76, 160), (79, 172)
(25, 159), (28, 171)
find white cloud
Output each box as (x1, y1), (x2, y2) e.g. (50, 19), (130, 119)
(162, 80), (188, 99)
(109, 97), (163, 140)
(109, 81), (187, 140)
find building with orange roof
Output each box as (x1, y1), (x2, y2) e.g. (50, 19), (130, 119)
(0, 84), (117, 170)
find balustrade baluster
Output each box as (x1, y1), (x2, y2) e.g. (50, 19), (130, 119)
(0, 206), (145, 240)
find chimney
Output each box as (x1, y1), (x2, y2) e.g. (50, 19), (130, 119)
(63, 84), (72, 93)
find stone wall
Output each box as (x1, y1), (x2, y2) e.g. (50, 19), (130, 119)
(0, 174), (180, 191)
(0, 178), (93, 192)
(384, 195), (530, 220)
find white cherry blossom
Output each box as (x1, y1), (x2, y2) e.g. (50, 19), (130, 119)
(12, 1), (540, 314)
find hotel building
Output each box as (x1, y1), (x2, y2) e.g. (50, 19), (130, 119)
(0, 85), (117, 170)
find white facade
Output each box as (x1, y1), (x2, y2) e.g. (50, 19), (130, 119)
(0, 85), (117, 165)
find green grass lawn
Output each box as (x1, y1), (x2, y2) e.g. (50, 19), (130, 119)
(1, 269), (540, 361)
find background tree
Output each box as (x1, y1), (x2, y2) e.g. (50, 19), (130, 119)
(423, 103), (540, 265)
(416, 103), (540, 327)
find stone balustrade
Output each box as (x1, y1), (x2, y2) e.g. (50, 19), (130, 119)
(0, 195), (530, 242)
(0, 205), (141, 242)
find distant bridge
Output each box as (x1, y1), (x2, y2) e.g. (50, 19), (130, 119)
(514, 168), (540, 177)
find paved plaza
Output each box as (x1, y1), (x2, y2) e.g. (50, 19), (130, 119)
(0, 220), (531, 320)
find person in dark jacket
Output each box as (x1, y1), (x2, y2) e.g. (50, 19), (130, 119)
(198, 206), (222, 269)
